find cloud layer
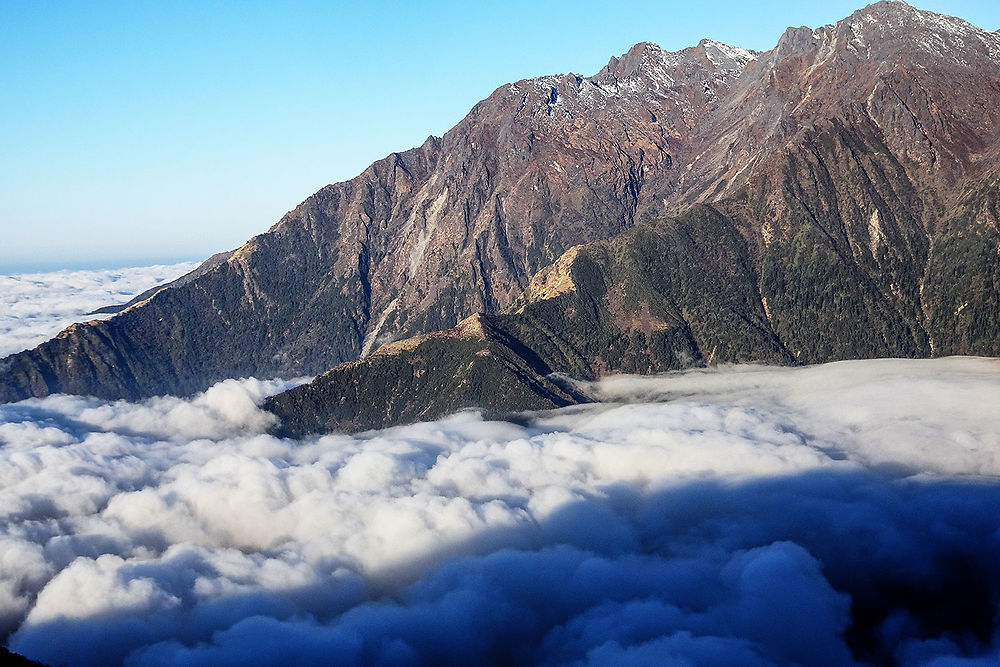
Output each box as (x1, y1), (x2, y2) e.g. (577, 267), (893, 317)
(0, 262), (198, 357)
(2, 356), (1000, 665)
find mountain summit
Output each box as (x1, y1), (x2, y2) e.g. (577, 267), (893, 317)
(3, 2), (1000, 430)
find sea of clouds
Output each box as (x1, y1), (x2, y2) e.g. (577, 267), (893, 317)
(0, 262), (199, 357)
(3, 268), (1000, 666)
(2, 357), (1000, 665)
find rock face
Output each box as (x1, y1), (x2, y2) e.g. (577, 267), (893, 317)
(4, 1), (1000, 409)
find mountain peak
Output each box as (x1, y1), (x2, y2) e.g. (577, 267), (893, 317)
(698, 38), (758, 63)
(771, 0), (999, 67)
(844, 1), (998, 66)
(595, 38), (755, 90)
(847, 0), (980, 33)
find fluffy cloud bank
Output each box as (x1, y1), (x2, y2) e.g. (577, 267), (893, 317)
(0, 262), (198, 357)
(2, 358), (1000, 665)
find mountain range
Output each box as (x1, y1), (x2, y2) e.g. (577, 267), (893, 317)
(3, 1), (1000, 434)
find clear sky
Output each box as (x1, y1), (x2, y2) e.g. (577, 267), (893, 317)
(2, 0), (998, 272)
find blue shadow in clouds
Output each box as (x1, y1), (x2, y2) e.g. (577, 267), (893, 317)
(9, 468), (1000, 666)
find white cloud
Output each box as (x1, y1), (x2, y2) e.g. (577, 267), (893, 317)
(576, 357), (1000, 476)
(1, 357), (1000, 664)
(0, 262), (198, 357)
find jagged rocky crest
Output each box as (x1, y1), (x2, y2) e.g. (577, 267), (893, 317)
(4, 2), (1000, 433)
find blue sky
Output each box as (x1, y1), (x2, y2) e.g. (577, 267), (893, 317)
(2, 1), (998, 272)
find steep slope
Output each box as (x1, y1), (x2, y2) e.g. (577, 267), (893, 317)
(5, 1), (1000, 407)
(88, 250), (234, 316)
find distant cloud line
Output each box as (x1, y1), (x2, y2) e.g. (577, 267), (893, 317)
(0, 262), (197, 358)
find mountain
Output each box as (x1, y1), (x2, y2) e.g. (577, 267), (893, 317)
(3, 2), (1000, 422)
(266, 1), (1000, 434)
(0, 30), (753, 402)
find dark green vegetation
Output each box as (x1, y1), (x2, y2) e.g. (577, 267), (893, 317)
(266, 315), (586, 436)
